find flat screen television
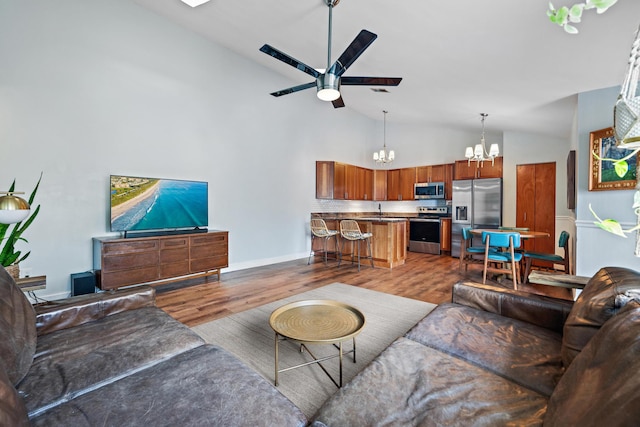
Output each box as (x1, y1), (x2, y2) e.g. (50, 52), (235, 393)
(110, 175), (208, 235)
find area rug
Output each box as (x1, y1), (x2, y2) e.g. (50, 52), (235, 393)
(191, 283), (436, 418)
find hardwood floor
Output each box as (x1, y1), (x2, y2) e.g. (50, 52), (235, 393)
(156, 252), (573, 327)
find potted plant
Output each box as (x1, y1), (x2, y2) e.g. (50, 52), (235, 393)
(0, 174), (42, 278)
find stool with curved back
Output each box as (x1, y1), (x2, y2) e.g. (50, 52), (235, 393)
(338, 220), (374, 272)
(308, 218), (340, 265)
(482, 231), (523, 290)
(523, 231), (571, 283)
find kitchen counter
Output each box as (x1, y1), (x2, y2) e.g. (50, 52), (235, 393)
(310, 214), (407, 269)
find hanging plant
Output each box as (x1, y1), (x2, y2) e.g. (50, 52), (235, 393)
(0, 174), (42, 267)
(548, 0), (618, 34)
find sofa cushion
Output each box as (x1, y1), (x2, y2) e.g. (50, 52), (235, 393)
(312, 337), (548, 427)
(29, 344), (308, 427)
(0, 364), (29, 427)
(0, 265), (36, 385)
(18, 306), (204, 417)
(545, 301), (640, 426)
(405, 303), (563, 396)
(562, 266), (640, 367)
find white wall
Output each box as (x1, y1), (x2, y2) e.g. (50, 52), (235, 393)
(0, 0), (378, 299)
(575, 86), (640, 276)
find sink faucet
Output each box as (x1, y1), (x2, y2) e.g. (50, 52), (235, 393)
(378, 203), (382, 219)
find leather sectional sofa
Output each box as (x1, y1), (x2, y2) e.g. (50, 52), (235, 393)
(3, 263), (640, 426)
(312, 266), (640, 426)
(0, 265), (307, 426)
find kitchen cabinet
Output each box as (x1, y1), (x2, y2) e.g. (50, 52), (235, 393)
(444, 163), (454, 200)
(440, 217), (452, 253)
(316, 161), (372, 200)
(93, 231), (228, 290)
(416, 165), (445, 183)
(373, 170), (387, 201)
(387, 168), (416, 201)
(454, 157), (503, 180)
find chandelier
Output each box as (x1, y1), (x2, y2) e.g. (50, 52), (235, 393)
(373, 110), (395, 164)
(465, 113), (499, 167)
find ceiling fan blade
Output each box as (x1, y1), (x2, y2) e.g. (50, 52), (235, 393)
(330, 30), (377, 77)
(341, 76), (402, 86)
(270, 81), (316, 97)
(332, 96), (345, 108)
(260, 44), (320, 78)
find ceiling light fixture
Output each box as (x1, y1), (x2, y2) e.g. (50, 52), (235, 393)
(373, 110), (395, 164)
(465, 113), (499, 167)
(0, 192), (31, 224)
(614, 24), (640, 148)
(181, 0), (210, 7)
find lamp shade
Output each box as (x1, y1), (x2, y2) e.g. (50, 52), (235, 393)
(465, 147), (474, 159)
(0, 194), (30, 224)
(489, 143), (499, 157)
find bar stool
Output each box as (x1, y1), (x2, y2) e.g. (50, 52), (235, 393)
(338, 220), (374, 272)
(308, 219), (340, 265)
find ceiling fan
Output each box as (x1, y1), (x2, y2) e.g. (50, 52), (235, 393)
(259, 0), (402, 108)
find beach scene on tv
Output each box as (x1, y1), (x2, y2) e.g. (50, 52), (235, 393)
(110, 176), (208, 232)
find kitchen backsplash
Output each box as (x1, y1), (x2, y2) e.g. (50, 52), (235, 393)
(310, 199), (450, 214)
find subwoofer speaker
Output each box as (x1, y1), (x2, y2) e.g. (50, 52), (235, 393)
(71, 271), (96, 296)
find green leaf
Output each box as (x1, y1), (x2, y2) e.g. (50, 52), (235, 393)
(595, 219), (627, 237)
(569, 4), (584, 22)
(614, 160), (629, 178)
(588, 0), (618, 13)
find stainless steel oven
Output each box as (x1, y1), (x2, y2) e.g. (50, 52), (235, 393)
(409, 218), (441, 254)
(409, 206), (450, 255)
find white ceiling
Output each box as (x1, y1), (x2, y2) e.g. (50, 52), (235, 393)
(132, 0), (640, 138)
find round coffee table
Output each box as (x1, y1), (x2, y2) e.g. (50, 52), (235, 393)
(269, 299), (366, 387)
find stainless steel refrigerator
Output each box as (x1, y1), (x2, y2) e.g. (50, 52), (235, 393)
(451, 178), (502, 258)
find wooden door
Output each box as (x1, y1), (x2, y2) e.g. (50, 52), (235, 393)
(516, 162), (556, 262)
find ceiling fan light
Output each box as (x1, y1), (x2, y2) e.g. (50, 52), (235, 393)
(316, 73), (340, 102)
(181, 0), (210, 7)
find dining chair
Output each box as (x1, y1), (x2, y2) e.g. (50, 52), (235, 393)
(523, 231), (570, 283)
(338, 220), (374, 272)
(308, 218), (340, 265)
(481, 231), (523, 290)
(459, 227), (491, 273)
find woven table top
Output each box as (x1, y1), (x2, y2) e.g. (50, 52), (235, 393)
(269, 299), (365, 344)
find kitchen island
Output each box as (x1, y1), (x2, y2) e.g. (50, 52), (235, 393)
(310, 214), (408, 269)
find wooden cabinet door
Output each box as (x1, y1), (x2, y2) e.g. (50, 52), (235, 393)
(478, 156), (503, 178)
(430, 165), (445, 182)
(387, 169), (401, 200)
(344, 164), (357, 200)
(454, 160), (477, 180)
(516, 162), (556, 258)
(333, 162), (346, 200)
(362, 168), (373, 200)
(373, 170), (387, 201)
(440, 218), (452, 252)
(400, 167), (416, 201)
(444, 163), (454, 200)
(416, 166), (430, 183)
(316, 161), (334, 199)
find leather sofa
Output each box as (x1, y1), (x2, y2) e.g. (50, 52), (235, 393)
(0, 265), (307, 426)
(312, 266), (640, 426)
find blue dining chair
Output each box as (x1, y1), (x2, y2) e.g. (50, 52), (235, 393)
(459, 227), (496, 273)
(481, 231), (523, 290)
(523, 231), (570, 283)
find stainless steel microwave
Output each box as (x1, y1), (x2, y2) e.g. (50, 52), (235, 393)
(414, 182), (445, 200)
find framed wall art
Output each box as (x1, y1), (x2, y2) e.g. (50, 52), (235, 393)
(589, 126), (638, 191)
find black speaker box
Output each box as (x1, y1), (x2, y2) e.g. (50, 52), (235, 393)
(71, 271), (96, 296)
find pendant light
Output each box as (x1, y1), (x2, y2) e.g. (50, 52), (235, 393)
(0, 192), (30, 224)
(465, 113), (499, 167)
(373, 110), (395, 164)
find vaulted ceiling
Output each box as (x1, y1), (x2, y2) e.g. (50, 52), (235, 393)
(133, 0), (640, 138)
